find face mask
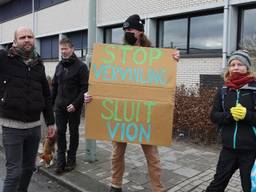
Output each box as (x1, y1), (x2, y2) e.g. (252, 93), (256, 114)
(124, 32), (137, 45)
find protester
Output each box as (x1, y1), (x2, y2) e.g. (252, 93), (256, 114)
(84, 14), (180, 192)
(0, 26), (55, 192)
(52, 37), (89, 174)
(206, 50), (256, 192)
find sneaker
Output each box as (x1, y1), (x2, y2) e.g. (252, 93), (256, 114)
(54, 167), (65, 175)
(109, 186), (122, 192)
(65, 162), (76, 172)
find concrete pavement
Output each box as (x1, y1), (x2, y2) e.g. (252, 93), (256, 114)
(0, 118), (243, 192)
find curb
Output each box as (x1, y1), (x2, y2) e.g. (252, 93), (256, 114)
(38, 165), (109, 192)
(38, 167), (88, 192)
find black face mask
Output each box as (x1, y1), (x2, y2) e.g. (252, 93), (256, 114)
(124, 32), (137, 45)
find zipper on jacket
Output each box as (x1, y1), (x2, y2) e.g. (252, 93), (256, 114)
(233, 90), (240, 149)
(252, 126), (256, 137)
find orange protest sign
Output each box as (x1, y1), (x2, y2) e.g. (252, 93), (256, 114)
(85, 43), (177, 146)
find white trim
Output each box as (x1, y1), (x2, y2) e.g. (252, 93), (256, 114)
(230, 0), (256, 5)
(96, 2), (224, 27)
(35, 27), (88, 39)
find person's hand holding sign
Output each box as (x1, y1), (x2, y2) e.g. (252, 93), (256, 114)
(84, 92), (93, 103)
(172, 50), (180, 62)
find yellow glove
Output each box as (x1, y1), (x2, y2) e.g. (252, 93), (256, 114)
(230, 103), (247, 121)
(230, 107), (240, 121)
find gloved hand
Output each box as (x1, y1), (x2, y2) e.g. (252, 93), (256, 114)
(230, 103), (247, 121)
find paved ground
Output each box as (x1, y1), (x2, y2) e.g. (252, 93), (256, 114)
(0, 118), (243, 192)
(0, 151), (72, 192)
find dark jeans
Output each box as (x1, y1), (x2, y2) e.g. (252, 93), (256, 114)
(206, 147), (256, 192)
(55, 110), (81, 168)
(2, 126), (41, 192)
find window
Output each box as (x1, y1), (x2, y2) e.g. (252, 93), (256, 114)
(158, 12), (223, 56)
(0, 0), (32, 23)
(104, 26), (123, 44)
(239, 7), (256, 48)
(66, 30), (87, 58)
(40, 36), (59, 60)
(34, 0), (68, 11)
(0, 0), (68, 23)
(162, 18), (188, 53)
(190, 14), (223, 54)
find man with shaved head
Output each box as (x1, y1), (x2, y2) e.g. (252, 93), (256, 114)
(0, 26), (55, 192)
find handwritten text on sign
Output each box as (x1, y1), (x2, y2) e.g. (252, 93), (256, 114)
(85, 44), (176, 146)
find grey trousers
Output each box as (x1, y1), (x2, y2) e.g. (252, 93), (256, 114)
(2, 126), (41, 192)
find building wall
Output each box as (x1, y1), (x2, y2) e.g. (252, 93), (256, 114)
(0, 0), (255, 87)
(97, 0), (224, 26)
(36, 0), (89, 37)
(177, 58), (223, 87)
(44, 61), (59, 77)
(0, 14), (33, 43)
(0, 0), (89, 42)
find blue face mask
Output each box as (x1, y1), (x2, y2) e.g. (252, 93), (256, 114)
(124, 32), (137, 45)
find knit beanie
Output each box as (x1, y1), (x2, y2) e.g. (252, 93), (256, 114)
(123, 14), (144, 32)
(228, 50), (252, 68)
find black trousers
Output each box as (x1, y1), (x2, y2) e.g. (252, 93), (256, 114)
(206, 147), (256, 192)
(55, 109), (81, 168)
(2, 126), (41, 192)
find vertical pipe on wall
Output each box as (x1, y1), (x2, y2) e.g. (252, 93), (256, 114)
(85, 0), (97, 163)
(32, 0), (35, 34)
(222, 0), (229, 68)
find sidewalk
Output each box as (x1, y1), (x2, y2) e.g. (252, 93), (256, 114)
(0, 119), (243, 192)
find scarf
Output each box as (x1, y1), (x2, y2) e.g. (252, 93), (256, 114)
(60, 54), (76, 68)
(225, 72), (255, 89)
(8, 46), (39, 66)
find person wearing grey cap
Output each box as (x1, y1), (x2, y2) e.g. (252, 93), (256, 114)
(205, 50), (256, 192)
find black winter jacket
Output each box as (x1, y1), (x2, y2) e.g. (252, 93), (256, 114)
(52, 55), (89, 112)
(211, 82), (256, 150)
(0, 49), (55, 125)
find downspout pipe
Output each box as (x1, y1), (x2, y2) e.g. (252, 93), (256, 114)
(32, 0), (35, 34)
(222, 0), (229, 68)
(85, 0), (97, 162)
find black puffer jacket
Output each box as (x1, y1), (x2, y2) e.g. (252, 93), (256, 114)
(52, 54), (89, 111)
(0, 49), (55, 125)
(211, 82), (256, 150)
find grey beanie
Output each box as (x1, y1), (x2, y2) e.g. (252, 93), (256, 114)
(228, 50), (252, 68)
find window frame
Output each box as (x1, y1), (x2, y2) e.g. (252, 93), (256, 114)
(103, 24), (123, 44)
(157, 9), (223, 58)
(237, 4), (256, 50)
(65, 30), (88, 58)
(40, 35), (59, 61)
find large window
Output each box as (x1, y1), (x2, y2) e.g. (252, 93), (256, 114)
(0, 0), (32, 23)
(66, 30), (87, 58)
(0, 0), (68, 23)
(104, 26), (123, 44)
(158, 11), (223, 56)
(239, 7), (256, 48)
(40, 36), (59, 60)
(162, 18), (188, 53)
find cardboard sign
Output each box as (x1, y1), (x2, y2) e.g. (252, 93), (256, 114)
(85, 43), (177, 146)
